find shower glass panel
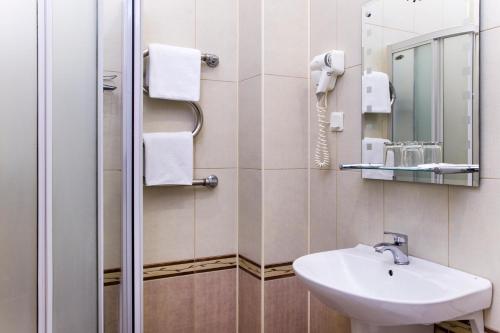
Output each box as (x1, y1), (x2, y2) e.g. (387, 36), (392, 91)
(413, 44), (433, 143)
(103, 0), (124, 331)
(52, 0), (99, 331)
(443, 34), (474, 186)
(0, 0), (38, 331)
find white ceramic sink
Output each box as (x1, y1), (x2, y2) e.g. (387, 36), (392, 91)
(293, 245), (492, 333)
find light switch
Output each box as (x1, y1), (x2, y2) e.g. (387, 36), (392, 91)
(330, 112), (344, 132)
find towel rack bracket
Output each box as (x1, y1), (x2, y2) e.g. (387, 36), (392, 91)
(193, 175), (218, 188)
(201, 54), (219, 68)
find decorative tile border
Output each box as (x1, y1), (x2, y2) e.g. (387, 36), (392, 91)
(144, 255), (237, 281)
(104, 254), (237, 286)
(238, 255), (294, 281)
(264, 262), (294, 281)
(238, 255), (261, 279)
(435, 321), (498, 333)
(106, 257), (498, 333)
(104, 268), (121, 286)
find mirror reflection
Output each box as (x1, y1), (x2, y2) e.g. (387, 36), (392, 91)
(361, 0), (480, 186)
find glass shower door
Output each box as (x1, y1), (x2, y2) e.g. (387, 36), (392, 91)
(0, 0), (38, 331)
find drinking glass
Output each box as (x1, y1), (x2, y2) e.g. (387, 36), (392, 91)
(423, 142), (443, 164)
(402, 144), (424, 167)
(384, 142), (404, 167)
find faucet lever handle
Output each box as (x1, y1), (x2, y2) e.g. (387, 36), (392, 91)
(384, 231), (408, 244)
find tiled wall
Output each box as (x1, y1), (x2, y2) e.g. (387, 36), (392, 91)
(141, 0), (239, 330)
(104, 0), (239, 332)
(104, 0), (500, 332)
(321, 0), (500, 331)
(237, 0), (351, 331)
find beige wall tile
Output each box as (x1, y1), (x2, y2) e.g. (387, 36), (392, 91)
(239, 76), (262, 170)
(480, 27), (500, 179)
(263, 76), (309, 169)
(144, 275), (195, 333)
(310, 0), (338, 57)
(264, 169), (308, 264)
(143, 97), (202, 133)
(239, 0), (262, 80)
(195, 169), (237, 258)
(103, 0), (123, 72)
(481, 0), (500, 31)
(336, 66), (362, 168)
(384, 182), (449, 266)
(337, 0), (364, 68)
(310, 295), (351, 333)
(143, 186), (195, 264)
(239, 270), (261, 333)
(194, 269), (237, 333)
(449, 179), (500, 331)
(144, 81), (237, 169)
(238, 169), (262, 264)
(195, 81), (238, 169)
(263, 0), (309, 77)
(196, 0), (238, 82)
(143, 0), (195, 48)
(104, 171), (122, 270)
(264, 277), (308, 333)
(310, 169), (337, 253)
(104, 285), (120, 333)
(337, 171), (384, 249)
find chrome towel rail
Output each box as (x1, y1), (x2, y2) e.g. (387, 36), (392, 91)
(142, 47), (220, 188)
(141, 48), (219, 137)
(144, 175), (218, 189)
(143, 48), (219, 68)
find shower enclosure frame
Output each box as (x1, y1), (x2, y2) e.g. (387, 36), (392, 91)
(37, 0), (145, 331)
(124, 0), (144, 332)
(37, 0), (53, 331)
(37, 0), (106, 331)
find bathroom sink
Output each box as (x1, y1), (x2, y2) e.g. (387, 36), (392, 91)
(293, 245), (492, 329)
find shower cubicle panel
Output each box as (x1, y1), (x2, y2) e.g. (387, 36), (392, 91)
(0, 0), (38, 331)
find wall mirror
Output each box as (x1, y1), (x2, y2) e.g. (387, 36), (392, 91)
(344, 0), (480, 187)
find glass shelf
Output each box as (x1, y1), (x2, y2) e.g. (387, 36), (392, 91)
(339, 163), (479, 174)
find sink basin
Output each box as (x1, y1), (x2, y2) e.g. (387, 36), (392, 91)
(293, 245), (492, 331)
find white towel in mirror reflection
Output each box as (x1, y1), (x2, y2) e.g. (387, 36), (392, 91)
(362, 71), (391, 114)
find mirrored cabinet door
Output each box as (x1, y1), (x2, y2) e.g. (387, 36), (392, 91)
(357, 0), (480, 187)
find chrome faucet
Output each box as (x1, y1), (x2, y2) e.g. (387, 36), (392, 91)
(374, 232), (410, 265)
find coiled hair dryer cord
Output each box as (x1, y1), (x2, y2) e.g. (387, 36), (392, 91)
(314, 93), (330, 168)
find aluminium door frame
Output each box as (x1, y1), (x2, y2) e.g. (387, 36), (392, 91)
(38, 0), (53, 331)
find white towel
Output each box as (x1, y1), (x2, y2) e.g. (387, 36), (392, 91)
(362, 71), (391, 114)
(147, 44), (201, 102)
(362, 138), (393, 180)
(143, 132), (193, 186)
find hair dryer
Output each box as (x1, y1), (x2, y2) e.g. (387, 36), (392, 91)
(311, 50), (345, 96)
(310, 50), (345, 168)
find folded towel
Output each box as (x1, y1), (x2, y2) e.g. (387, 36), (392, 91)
(147, 44), (201, 102)
(362, 137), (393, 180)
(362, 71), (391, 114)
(143, 132), (193, 186)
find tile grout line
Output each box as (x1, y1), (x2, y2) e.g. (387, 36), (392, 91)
(306, 0), (312, 332)
(335, 0), (340, 254)
(235, 0), (240, 329)
(260, 0), (266, 330)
